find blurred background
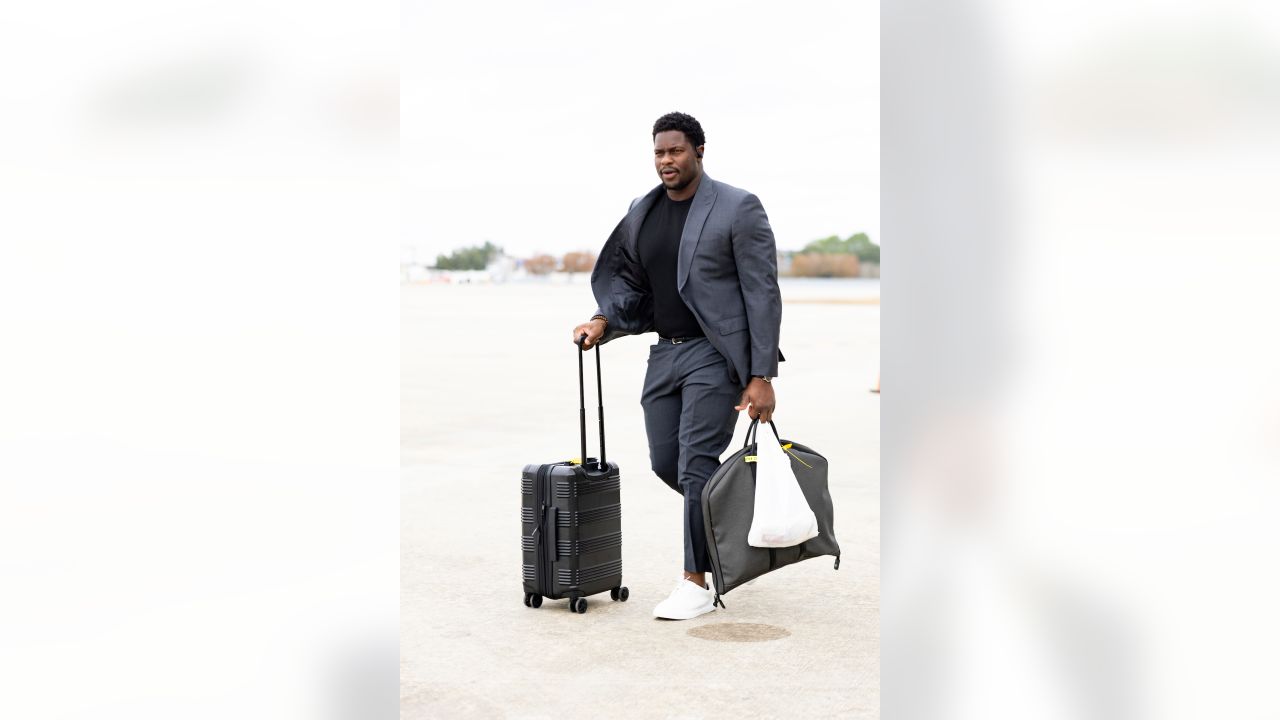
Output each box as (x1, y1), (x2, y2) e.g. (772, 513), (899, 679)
(402, 1), (878, 271)
(885, 1), (1280, 718)
(0, 1), (398, 718)
(401, 0), (880, 296)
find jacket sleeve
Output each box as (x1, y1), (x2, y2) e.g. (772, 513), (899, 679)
(589, 204), (653, 344)
(730, 193), (782, 377)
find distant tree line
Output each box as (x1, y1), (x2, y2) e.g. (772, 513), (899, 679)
(429, 231), (877, 279)
(430, 242), (595, 275)
(524, 251), (594, 276)
(786, 232), (878, 278)
(801, 232), (879, 263)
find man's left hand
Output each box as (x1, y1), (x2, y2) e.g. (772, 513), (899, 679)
(735, 378), (776, 425)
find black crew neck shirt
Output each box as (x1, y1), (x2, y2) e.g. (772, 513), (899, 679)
(638, 193), (704, 339)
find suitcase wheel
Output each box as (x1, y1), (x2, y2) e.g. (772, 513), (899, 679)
(524, 592), (542, 609)
(571, 597), (587, 613)
(610, 586), (629, 602)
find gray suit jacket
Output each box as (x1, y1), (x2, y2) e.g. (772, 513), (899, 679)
(589, 174), (783, 387)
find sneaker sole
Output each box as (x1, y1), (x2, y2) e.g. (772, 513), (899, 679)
(652, 603), (716, 621)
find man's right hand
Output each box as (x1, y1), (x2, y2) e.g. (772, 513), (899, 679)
(572, 318), (607, 349)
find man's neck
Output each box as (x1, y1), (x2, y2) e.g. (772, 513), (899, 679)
(666, 172), (702, 202)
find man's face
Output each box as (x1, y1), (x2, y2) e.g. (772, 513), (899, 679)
(653, 130), (702, 192)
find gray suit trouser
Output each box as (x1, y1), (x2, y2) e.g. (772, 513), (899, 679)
(641, 337), (742, 574)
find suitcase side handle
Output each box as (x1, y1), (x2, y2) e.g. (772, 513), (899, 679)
(544, 505), (559, 562)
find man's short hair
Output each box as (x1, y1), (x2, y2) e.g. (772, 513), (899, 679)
(652, 112), (705, 149)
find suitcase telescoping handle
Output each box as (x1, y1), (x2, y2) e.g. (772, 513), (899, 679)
(575, 334), (606, 471)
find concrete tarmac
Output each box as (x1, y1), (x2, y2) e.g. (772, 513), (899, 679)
(401, 280), (879, 718)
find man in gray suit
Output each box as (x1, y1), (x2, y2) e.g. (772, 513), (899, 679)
(571, 112), (783, 620)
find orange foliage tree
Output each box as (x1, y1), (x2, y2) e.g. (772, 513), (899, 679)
(524, 254), (557, 275)
(788, 253), (860, 278)
(561, 251), (596, 274)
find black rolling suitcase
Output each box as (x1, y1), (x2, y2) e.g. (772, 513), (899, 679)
(520, 336), (628, 613)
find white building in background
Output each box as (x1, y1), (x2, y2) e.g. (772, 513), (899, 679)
(401, 244), (428, 283)
(486, 253), (521, 283)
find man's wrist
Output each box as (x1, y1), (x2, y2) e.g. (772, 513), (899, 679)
(590, 314), (608, 326)
(752, 375), (773, 383)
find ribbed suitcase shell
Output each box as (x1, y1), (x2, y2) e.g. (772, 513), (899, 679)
(521, 458), (623, 604)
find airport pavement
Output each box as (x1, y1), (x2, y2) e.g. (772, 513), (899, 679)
(401, 280), (879, 718)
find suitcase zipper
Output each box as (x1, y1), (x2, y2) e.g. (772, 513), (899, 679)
(535, 464), (552, 596)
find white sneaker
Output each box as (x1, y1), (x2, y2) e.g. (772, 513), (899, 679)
(652, 579), (716, 620)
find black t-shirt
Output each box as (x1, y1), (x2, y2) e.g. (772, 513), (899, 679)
(638, 193), (704, 339)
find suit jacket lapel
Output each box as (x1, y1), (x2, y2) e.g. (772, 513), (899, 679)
(677, 174), (716, 291)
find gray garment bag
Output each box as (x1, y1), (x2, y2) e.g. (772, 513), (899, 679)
(700, 420), (842, 608)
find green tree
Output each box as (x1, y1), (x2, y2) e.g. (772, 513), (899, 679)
(847, 233), (879, 264)
(434, 241), (502, 270)
(801, 232), (879, 264)
(802, 234), (848, 254)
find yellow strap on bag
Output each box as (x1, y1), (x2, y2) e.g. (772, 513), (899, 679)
(783, 446), (813, 469)
(745, 429), (813, 467)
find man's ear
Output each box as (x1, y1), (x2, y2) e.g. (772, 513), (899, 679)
(696, 145), (705, 160)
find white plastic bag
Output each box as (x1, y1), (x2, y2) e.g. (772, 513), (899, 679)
(747, 426), (820, 548)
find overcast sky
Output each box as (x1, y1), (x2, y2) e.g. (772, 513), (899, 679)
(403, 1), (879, 262)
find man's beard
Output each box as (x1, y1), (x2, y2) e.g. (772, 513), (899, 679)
(664, 172), (693, 192)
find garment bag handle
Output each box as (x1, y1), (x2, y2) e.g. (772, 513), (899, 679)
(741, 418), (782, 451)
